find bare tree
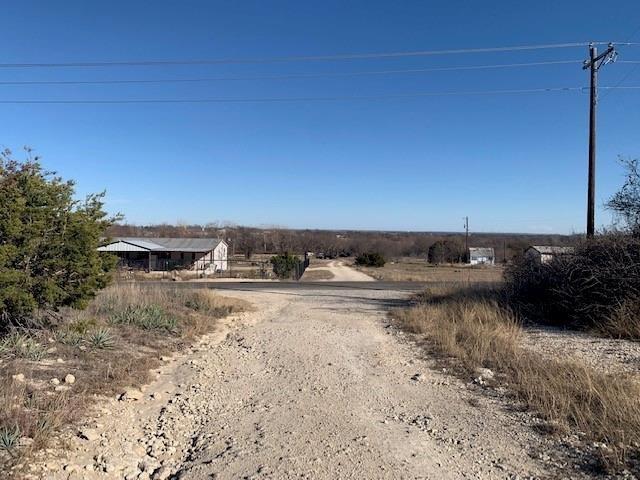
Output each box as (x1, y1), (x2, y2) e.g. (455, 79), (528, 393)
(606, 157), (640, 234)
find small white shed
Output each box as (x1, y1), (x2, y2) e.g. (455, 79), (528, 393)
(468, 247), (495, 265)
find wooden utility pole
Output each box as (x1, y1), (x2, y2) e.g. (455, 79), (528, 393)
(583, 42), (616, 237)
(463, 216), (469, 262)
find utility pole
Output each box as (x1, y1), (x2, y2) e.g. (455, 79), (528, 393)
(463, 216), (469, 262)
(583, 42), (617, 237)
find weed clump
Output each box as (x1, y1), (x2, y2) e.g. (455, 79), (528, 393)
(109, 305), (177, 331)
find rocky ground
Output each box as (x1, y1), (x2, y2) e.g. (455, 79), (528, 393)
(23, 284), (613, 479)
(521, 326), (640, 375)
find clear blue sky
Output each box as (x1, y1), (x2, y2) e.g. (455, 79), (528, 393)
(2, 1), (640, 233)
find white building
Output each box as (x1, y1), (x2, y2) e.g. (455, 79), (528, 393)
(525, 245), (574, 264)
(468, 247), (495, 265)
(98, 237), (228, 272)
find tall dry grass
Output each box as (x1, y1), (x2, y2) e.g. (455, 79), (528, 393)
(396, 286), (640, 469)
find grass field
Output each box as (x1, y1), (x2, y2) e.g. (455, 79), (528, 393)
(353, 257), (504, 282)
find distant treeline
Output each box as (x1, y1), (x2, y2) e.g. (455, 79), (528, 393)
(108, 223), (577, 263)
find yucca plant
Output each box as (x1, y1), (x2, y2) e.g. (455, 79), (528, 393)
(0, 425), (21, 455)
(110, 305), (177, 332)
(54, 329), (84, 347)
(88, 328), (115, 349)
(0, 332), (46, 360)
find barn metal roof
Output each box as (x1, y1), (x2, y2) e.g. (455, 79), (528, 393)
(468, 247), (495, 257)
(99, 237), (224, 252)
(97, 240), (153, 252)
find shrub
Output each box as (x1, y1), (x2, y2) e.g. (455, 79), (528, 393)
(355, 252), (386, 267)
(67, 318), (98, 335)
(270, 253), (302, 279)
(427, 239), (465, 264)
(0, 149), (119, 331)
(504, 234), (640, 337)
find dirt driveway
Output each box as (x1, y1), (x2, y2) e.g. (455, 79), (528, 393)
(35, 286), (552, 479)
(302, 260), (375, 282)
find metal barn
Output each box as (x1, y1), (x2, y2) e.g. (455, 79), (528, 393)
(97, 237), (228, 272)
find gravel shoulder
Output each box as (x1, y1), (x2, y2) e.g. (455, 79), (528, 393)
(32, 287), (554, 479)
(521, 325), (640, 375)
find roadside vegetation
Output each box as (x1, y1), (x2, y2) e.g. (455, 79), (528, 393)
(0, 284), (248, 472)
(0, 150), (249, 473)
(270, 253), (307, 279)
(396, 158), (640, 472)
(396, 286), (640, 471)
(506, 233), (640, 339)
(0, 149), (118, 331)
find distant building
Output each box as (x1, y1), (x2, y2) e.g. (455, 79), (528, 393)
(525, 245), (574, 264)
(97, 237), (227, 272)
(468, 247), (495, 265)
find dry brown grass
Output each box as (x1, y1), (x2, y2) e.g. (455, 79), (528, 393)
(396, 286), (640, 471)
(0, 284), (248, 473)
(355, 258), (504, 282)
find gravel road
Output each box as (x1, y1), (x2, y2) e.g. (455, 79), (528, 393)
(34, 286), (554, 479)
(302, 260), (375, 282)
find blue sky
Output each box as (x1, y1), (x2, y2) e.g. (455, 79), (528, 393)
(2, 1), (640, 233)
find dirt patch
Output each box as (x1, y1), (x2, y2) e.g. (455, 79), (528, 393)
(300, 268), (335, 281)
(302, 260), (375, 282)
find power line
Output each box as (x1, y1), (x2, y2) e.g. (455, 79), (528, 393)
(0, 42), (632, 68)
(0, 60), (583, 85)
(0, 85), (638, 104)
(599, 26), (640, 101)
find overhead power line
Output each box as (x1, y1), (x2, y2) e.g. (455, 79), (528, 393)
(1, 85), (638, 104)
(0, 42), (634, 68)
(0, 60), (583, 85)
